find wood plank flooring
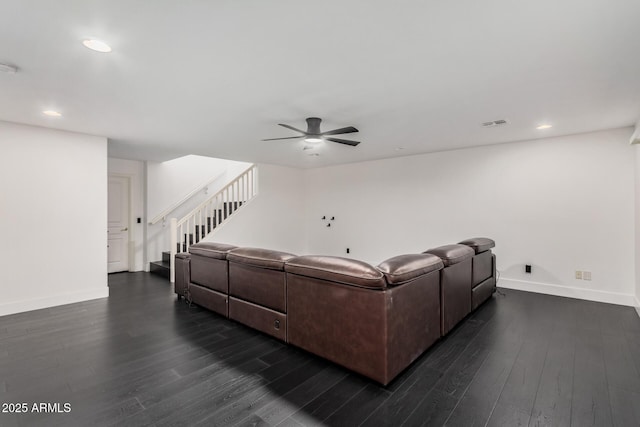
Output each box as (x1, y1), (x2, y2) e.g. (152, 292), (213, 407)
(1, 272), (639, 426)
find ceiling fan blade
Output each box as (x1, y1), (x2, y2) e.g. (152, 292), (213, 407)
(326, 137), (361, 146)
(321, 126), (359, 136)
(278, 123), (308, 135)
(261, 136), (303, 141)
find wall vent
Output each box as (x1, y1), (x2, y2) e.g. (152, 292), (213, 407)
(481, 119), (508, 127)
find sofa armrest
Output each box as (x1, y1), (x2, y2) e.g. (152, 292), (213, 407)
(175, 253), (190, 298)
(458, 237), (495, 254)
(377, 253), (443, 285)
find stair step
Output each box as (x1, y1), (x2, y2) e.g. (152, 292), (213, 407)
(150, 260), (170, 279)
(162, 251), (171, 263)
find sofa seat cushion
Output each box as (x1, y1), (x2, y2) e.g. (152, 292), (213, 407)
(285, 256), (386, 289)
(423, 244), (474, 267)
(227, 247), (296, 271)
(377, 254), (443, 285)
(189, 242), (238, 259)
(458, 237), (495, 254)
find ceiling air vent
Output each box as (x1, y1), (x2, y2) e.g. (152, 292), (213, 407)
(481, 119), (508, 127)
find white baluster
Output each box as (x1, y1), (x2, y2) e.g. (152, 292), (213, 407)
(251, 168), (255, 197)
(255, 166), (259, 195)
(232, 180), (236, 212)
(186, 218), (190, 252)
(241, 174), (245, 204)
(170, 218), (177, 283)
(246, 170), (251, 199)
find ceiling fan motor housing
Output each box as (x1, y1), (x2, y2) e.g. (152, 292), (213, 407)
(306, 117), (323, 135)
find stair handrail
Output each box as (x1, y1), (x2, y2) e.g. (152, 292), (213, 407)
(169, 164), (258, 282)
(148, 171), (225, 225)
(175, 165), (255, 227)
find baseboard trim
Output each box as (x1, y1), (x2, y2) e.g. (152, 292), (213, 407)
(499, 278), (636, 307)
(0, 287), (109, 317)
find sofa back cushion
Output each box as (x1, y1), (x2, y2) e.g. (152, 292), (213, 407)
(189, 242), (238, 259)
(377, 253), (443, 285)
(227, 247), (297, 271)
(423, 244), (474, 267)
(285, 255), (386, 289)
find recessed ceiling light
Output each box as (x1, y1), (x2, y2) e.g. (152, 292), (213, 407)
(536, 124), (553, 130)
(43, 110), (62, 117)
(82, 39), (112, 53)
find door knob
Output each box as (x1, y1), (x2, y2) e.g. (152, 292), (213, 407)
(121, 227), (128, 231)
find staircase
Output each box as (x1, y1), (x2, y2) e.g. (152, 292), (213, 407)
(150, 251), (173, 279)
(149, 165), (258, 281)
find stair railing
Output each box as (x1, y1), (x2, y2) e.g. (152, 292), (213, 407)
(169, 164), (258, 282)
(148, 171), (225, 226)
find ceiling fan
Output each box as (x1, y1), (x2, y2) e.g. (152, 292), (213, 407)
(262, 117), (360, 147)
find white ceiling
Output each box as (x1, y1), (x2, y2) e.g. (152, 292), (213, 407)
(1, 0), (639, 168)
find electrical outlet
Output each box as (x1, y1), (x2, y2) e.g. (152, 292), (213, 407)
(583, 271), (591, 281)
(575, 271), (582, 279)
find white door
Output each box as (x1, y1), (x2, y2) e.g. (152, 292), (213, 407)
(108, 175), (130, 273)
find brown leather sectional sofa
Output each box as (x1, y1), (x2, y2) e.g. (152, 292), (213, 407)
(175, 237), (496, 385)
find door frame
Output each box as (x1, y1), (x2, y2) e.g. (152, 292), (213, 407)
(108, 173), (133, 273)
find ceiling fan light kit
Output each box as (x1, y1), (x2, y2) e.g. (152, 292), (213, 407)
(263, 117), (361, 147)
(304, 136), (323, 144)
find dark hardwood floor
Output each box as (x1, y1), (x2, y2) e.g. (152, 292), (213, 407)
(1, 272), (640, 426)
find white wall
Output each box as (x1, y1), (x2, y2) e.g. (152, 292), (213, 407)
(108, 158), (145, 271)
(146, 155), (251, 262)
(631, 119), (640, 145)
(204, 163), (306, 255)
(304, 127), (636, 306)
(0, 121), (108, 316)
(635, 143), (640, 314)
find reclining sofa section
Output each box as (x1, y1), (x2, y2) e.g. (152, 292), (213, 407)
(459, 237), (497, 310)
(174, 238), (497, 385)
(180, 242), (237, 317)
(227, 247), (296, 342)
(286, 254), (442, 385)
(423, 244), (474, 336)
